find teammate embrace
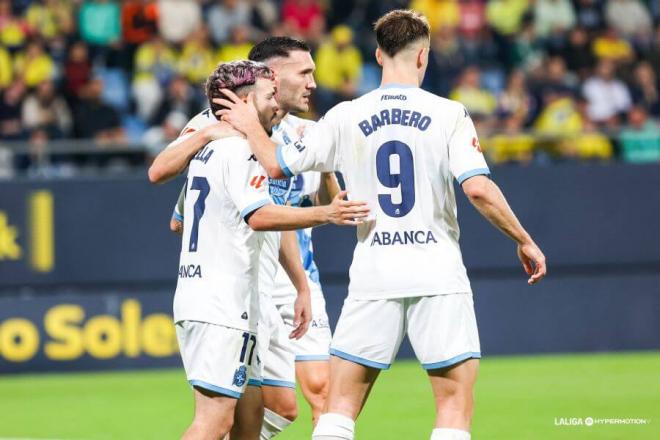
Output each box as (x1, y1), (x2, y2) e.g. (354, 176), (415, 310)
(150, 9), (546, 440)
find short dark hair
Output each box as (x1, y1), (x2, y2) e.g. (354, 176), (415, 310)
(205, 60), (274, 117)
(374, 10), (430, 57)
(248, 36), (311, 63)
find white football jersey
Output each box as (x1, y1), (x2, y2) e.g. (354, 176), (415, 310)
(172, 110), (325, 302)
(277, 85), (490, 300)
(173, 136), (272, 333)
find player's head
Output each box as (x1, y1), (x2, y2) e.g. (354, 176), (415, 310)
(248, 37), (316, 114)
(206, 60), (279, 132)
(374, 10), (431, 84)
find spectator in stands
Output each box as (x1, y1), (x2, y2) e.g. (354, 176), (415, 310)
(132, 35), (177, 121)
(604, 0), (652, 41)
(630, 61), (660, 118)
(314, 24), (362, 114)
(142, 76), (200, 155)
(619, 105), (660, 162)
(410, 0), (460, 31)
(534, 56), (579, 103)
(457, 0), (486, 39)
(207, 0), (251, 45)
(450, 66), (498, 127)
(21, 79), (71, 139)
(73, 77), (126, 143)
(561, 27), (596, 80)
(533, 0), (576, 47)
(0, 45), (12, 87)
(0, 80), (27, 140)
(13, 39), (55, 88)
(534, 88), (583, 134)
(282, 0), (325, 43)
(216, 24), (253, 62)
(510, 21), (545, 72)
(121, 0), (159, 70)
(64, 41), (92, 101)
(486, 0), (530, 37)
(179, 26), (215, 86)
(423, 25), (466, 97)
(592, 27), (634, 64)
(574, 0), (605, 32)
(157, 0), (201, 45)
(565, 120), (613, 161)
(582, 59), (632, 125)
(0, 0), (28, 51)
(25, 0), (75, 42)
(78, 0), (121, 59)
(498, 70), (536, 125)
(250, 0), (278, 34)
(484, 115), (535, 163)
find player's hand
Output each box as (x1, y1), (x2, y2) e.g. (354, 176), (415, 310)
(326, 191), (370, 226)
(170, 217), (183, 235)
(517, 241), (546, 285)
(201, 121), (242, 141)
(213, 89), (262, 135)
(290, 290), (311, 339)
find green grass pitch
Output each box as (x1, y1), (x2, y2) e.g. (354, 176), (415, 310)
(0, 352), (658, 439)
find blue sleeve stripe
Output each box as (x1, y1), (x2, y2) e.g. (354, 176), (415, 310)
(276, 145), (294, 178)
(330, 348), (391, 370)
(261, 379), (296, 389)
(172, 211), (184, 222)
(240, 199), (271, 219)
(189, 380), (242, 398)
(295, 354), (330, 362)
(456, 168), (490, 185)
(247, 379), (262, 387)
(422, 352), (481, 370)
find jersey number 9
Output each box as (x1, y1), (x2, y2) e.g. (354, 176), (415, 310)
(376, 141), (415, 217)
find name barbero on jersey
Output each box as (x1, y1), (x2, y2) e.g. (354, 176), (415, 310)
(370, 229), (438, 247)
(358, 107), (432, 137)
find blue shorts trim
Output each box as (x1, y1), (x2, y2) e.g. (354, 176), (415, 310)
(457, 168), (490, 185)
(276, 145), (294, 178)
(422, 352), (481, 370)
(330, 348), (391, 370)
(189, 380), (242, 398)
(240, 199), (271, 220)
(172, 211), (183, 222)
(261, 379), (296, 389)
(247, 379), (262, 387)
(295, 355), (330, 362)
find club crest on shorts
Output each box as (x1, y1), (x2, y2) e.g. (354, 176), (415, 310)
(233, 365), (247, 387)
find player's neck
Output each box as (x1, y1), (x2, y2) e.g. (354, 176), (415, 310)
(380, 66), (420, 89)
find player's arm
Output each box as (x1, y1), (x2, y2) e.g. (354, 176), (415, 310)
(246, 190), (368, 231)
(169, 183), (186, 234)
(278, 230), (311, 339)
(316, 172), (341, 206)
(147, 122), (241, 184)
(462, 176), (546, 285)
(214, 90), (340, 179)
(448, 104), (546, 285)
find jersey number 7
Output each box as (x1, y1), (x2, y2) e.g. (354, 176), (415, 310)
(376, 141), (415, 217)
(188, 176), (210, 252)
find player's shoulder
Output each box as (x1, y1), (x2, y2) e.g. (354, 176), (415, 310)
(179, 108), (215, 135)
(282, 113), (316, 128)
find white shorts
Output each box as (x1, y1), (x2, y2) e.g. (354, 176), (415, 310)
(330, 294), (480, 370)
(259, 293), (296, 389)
(277, 290), (331, 362)
(176, 320), (260, 398)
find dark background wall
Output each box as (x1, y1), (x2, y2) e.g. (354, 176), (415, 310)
(1, 164), (659, 372)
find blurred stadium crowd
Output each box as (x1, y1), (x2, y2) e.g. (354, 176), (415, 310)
(1, 0), (660, 177)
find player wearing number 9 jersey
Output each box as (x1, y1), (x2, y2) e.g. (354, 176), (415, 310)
(216, 10), (547, 440)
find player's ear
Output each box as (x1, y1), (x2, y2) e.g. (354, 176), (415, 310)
(375, 47), (383, 66)
(417, 46), (428, 69)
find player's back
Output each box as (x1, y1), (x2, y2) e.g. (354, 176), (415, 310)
(174, 136), (271, 332)
(329, 86), (489, 299)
